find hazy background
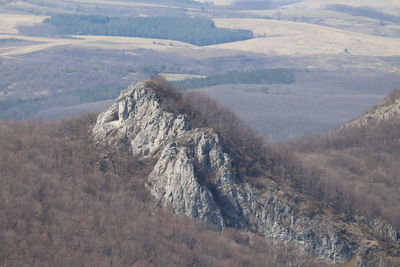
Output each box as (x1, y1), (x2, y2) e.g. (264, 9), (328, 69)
(1, 0), (400, 141)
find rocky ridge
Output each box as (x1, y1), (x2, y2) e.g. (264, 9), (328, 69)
(93, 80), (399, 265)
(345, 89), (400, 127)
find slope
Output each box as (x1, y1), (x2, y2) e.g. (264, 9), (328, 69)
(211, 18), (400, 57)
(0, 114), (317, 266)
(292, 88), (400, 230)
(92, 78), (400, 265)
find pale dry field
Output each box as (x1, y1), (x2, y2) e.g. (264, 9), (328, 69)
(160, 73), (206, 81)
(285, 0), (400, 16)
(64, 0), (181, 9)
(0, 33), (243, 59)
(0, 13), (47, 34)
(239, 9), (376, 22)
(211, 18), (400, 57)
(0, 34), (200, 57)
(73, 35), (196, 50)
(194, 0), (234, 5)
(0, 35), (80, 57)
(2, 9), (400, 62)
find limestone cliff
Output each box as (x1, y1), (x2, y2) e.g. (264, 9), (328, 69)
(93, 80), (399, 266)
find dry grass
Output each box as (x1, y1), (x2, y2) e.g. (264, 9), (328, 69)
(238, 9), (376, 22)
(0, 13), (47, 34)
(6, 13), (399, 59)
(194, 0), (234, 5)
(0, 32), (242, 59)
(285, 0), (400, 16)
(57, 0), (178, 9)
(0, 38), (76, 57)
(0, 34), (197, 57)
(211, 18), (400, 56)
(72, 35), (196, 50)
(160, 73), (206, 81)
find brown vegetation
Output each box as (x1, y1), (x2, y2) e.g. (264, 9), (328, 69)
(2, 77), (398, 265)
(147, 76), (269, 179)
(0, 113), (318, 266)
(148, 77), (400, 230)
(290, 90), (400, 228)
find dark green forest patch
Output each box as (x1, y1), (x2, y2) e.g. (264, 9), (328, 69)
(44, 14), (254, 46)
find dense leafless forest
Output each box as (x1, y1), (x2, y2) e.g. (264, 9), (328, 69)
(149, 78), (400, 229)
(2, 0), (400, 265)
(290, 89), (400, 228)
(1, 75), (400, 266)
(0, 112), (321, 266)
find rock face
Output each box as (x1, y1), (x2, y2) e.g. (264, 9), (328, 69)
(345, 89), (400, 128)
(93, 81), (399, 265)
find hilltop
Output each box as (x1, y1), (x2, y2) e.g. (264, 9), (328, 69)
(1, 78), (400, 265)
(91, 78), (400, 265)
(0, 104), (317, 267)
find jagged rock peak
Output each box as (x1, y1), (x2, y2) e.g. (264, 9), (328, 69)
(93, 79), (239, 229)
(93, 80), (191, 157)
(93, 80), (399, 266)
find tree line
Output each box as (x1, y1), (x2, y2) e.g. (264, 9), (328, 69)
(44, 14), (253, 46)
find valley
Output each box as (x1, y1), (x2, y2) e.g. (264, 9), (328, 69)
(1, 1), (400, 265)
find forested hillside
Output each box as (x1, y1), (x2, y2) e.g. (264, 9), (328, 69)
(290, 89), (400, 228)
(44, 14), (253, 46)
(0, 114), (317, 266)
(1, 79), (400, 265)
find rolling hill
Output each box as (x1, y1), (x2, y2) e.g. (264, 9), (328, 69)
(1, 78), (399, 265)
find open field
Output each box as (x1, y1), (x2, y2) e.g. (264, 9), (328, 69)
(0, 13), (47, 34)
(239, 9), (376, 22)
(211, 19), (400, 57)
(0, 34), (200, 57)
(194, 0), (234, 5)
(160, 73), (206, 81)
(0, 35), (78, 56)
(236, 8), (400, 38)
(3, 22), (400, 61)
(2, 0), (186, 9)
(285, 0), (400, 16)
(64, 0), (179, 8)
(1, 0), (197, 18)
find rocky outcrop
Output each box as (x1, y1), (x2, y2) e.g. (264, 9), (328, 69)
(93, 81), (399, 265)
(93, 81), (190, 157)
(345, 89), (400, 128)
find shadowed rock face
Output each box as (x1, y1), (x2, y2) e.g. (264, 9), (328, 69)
(93, 81), (399, 265)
